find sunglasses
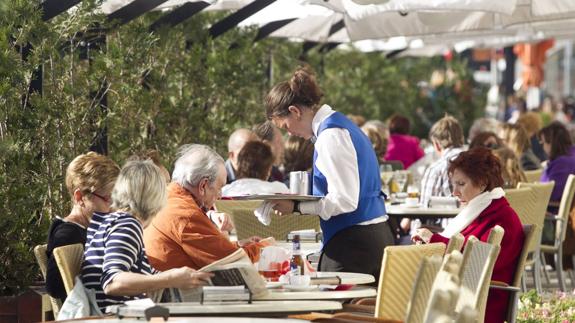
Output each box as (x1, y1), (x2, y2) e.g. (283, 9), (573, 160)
(91, 192), (111, 203)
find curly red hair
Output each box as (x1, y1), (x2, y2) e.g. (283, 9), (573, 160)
(448, 147), (504, 191)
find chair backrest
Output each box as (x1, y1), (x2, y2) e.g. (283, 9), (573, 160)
(404, 255), (443, 323)
(375, 243), (446, 320)
(34, 244), (62, 317)
(523, 169), (543, 183)
(510, 224), (537, 288)
(53, 243), (84, 294)
(517, 181), (554, 253)
(445, 233), (464, 255)
(554, 174), (575, 245)
(504, 187), (537, 227)
(215, 200), (320, 240)
(458, 231), (502, 323)
(422, 251), (464, 323)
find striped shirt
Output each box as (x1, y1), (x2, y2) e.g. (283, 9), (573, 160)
(419, 147), (464, 207)
(81, 211), (157, 312)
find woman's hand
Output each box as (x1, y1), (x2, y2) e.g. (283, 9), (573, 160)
(411, 228), (433, 245)
(166, 267), (213, 289)
(272, 200), (295, 215)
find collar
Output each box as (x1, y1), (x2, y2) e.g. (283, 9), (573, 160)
(311, 104), (335, 137)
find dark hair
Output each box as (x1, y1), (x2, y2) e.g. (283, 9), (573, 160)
(468, 131), (503, 150)
(538, 121), (573, 161)
(253, 121), (276, 142)
(236, 141), (274, 180)
(448, 147), (504, 191)
(388, 114), (410, 135)
(265, 66), (323, 120)
(284, 136), (314, 173)
(429, 115), (464, 149)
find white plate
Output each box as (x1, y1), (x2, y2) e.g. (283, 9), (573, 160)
(283, 285), (318, 291)
(266, 282), (284, 289)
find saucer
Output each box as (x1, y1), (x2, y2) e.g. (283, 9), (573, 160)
(266, 282), (284, 289)
(283, 285), (318, 291)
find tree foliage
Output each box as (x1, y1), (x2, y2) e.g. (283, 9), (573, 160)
(0, 0), (485, 295)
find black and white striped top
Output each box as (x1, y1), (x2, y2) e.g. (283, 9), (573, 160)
(81, 211), (157, 312)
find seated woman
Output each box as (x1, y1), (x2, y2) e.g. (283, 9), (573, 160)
(499, 123), (541, 171)
(384, 114), (424, 169)
(493, 147), (527, 188)
(82, 160), (212, 312)
(222, 141), (289, 196)
(412, 147), (524, 323)
(468, 131), (503, 150)
(46, 152), (120, 303)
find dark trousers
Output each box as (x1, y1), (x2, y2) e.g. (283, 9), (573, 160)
(318, 221), (395, 285)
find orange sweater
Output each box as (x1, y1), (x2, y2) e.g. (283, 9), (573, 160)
(144, 183), (261, 271)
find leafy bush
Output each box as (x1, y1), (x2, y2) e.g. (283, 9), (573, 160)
(518, 289), (575, 322)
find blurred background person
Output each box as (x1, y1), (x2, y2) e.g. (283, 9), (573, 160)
(413, 147), (524, 323)
(499, 123), (541, 170)
(361, 120), (389, 164)
(82, 160), (212, 312)
(222, 141), (289, 196)
(128, 149), (171, 183)
(46, 152), (120, 303)
(493, 147), (527, 188)
(225, 128), (258, 184)
(467, 117), (501, 145)
(384, 114), (424, 169)
(283, 136), (314, 174)
(253, 122), (285, 182)
(517, 112), (547, 162)
(347, 114), (366, 127)
(469, 131), (503, 150)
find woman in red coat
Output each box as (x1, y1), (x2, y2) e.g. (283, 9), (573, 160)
(412, 147), (524, 323)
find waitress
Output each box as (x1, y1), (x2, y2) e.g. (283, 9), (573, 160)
(267, 66), (394, 277)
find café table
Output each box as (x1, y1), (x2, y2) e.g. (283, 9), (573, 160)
(385, 204), (461, 220)
(256, 285), (376, 301)
(63, 318), (307, 323)
(109, 300), (342, 318)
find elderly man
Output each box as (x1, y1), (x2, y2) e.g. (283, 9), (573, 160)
(144, 144), (272, 271)
(226, 128), (258, 184)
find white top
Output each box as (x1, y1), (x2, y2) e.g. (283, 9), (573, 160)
(222, 178), (290, 196)
(299, 104), (386, 225)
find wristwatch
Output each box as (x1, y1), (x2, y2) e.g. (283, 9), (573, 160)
(293, 201), (301, 214)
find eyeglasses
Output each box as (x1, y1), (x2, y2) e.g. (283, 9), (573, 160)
(91, 192), (111, 203)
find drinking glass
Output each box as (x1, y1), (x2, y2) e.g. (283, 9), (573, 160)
(380, 165), (393, 196)
(393, 171), (408, 193)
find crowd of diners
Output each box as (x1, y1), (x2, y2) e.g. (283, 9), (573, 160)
(45, 66), (575, 323)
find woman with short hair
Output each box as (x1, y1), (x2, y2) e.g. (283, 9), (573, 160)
(82, 160), (212, 312)
(46, 152), (120, 303)
(412, 147), (524, 323)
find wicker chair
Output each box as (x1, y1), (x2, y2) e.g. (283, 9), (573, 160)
(53, 243), (84, 294)
(457, 226), (503, 323)
(215, 200), (320, 241)
(524, 169), (543, 183)
(33, 244), (62, 318)
(490, 224), (537, 323)
(445, 233), (465, 255)
(540, 174), (575, 291)
(517, 181), (554, 293)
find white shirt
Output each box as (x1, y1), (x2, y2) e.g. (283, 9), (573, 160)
(299, 105), (387, 225)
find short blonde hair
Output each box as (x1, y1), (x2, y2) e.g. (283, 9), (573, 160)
(516, 112), (542, 136)
(429, 115), (464, 149)
(111, 160), (167, 222)
(65, 152), (120, 198)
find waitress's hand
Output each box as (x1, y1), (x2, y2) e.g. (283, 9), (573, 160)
(272, 200), (295, 215)
(411, 228), (433, 245)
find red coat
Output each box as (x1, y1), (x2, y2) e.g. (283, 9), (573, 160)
(430, 197), (524, 323)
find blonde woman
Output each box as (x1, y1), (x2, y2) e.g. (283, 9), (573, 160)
(81, 160), (212, 312)
(499, 123), (541, 170)
(493, 147), (527, 188)
(46, 152), (120, 303)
